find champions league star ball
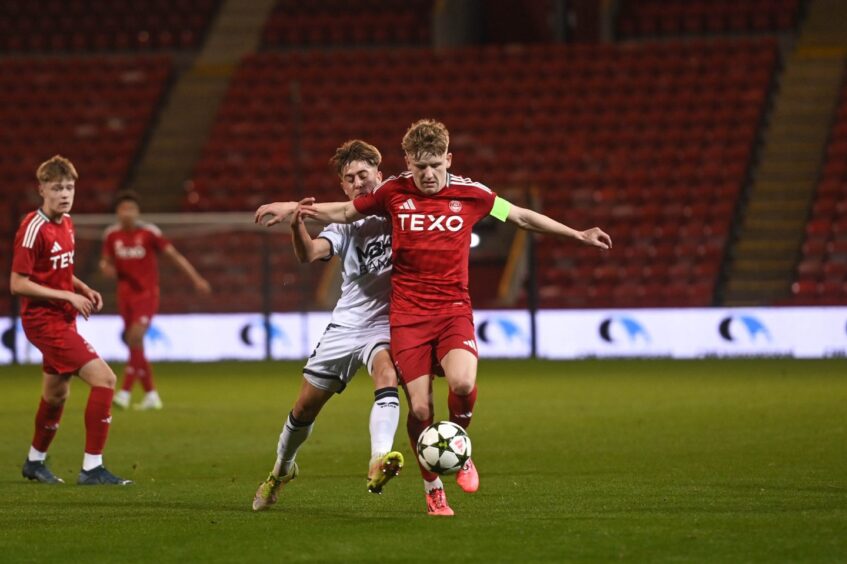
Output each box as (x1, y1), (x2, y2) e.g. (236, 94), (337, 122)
(416, 421), (472, 475)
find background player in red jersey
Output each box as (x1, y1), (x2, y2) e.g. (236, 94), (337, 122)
(11, 155), (131, 485)
(100, 191), (211, 410)
(279, 119), (612, 515)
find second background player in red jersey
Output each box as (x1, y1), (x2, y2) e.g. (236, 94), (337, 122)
(100, 191), (211, 411)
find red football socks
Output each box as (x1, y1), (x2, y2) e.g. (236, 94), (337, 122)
(448, 385), (477, 431)
(31, 397), (65, 453)
(407, 412), (438, 481)
(84, 387), (113, 455)
(120, 364), (136, 392)
(130, 347), (155, 393)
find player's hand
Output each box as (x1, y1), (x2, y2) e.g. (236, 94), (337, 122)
(87, 289), (104, 312)
(290, 197), (315, 229)
(67, 292), (95, 320)
(194, 277), (212, 295)
(297, 198), (320, 220)
(579, 227), (612, 250)
(255, 201), (300, 227)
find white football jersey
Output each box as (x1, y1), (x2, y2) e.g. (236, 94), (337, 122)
(318, 216), (391, 328)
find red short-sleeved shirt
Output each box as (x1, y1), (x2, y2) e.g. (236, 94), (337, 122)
(353, 172), (496, 324)
(12, 209), (78, 322)
(102, 222), (170, 296)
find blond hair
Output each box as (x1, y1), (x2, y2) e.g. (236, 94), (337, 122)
(329, 140), (382, 177)
(36, 155), (78, 183)
(402, 119), (449, 159)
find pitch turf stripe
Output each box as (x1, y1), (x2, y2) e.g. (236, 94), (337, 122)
(23, 216), (47, 248)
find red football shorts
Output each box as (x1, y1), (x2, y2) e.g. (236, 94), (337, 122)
(23, 318), (100, 375)
(391, 313), (478, 384)
(118, 291), (158, 327)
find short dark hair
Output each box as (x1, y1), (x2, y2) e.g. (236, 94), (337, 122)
(113, 190), (141, 211)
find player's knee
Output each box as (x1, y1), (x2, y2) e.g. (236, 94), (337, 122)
(126, 333), (144, 348)
(372, 365), (398, 388)
(291, 404), (319, 423)
(449, 377), (475, 396)
(409, 401), (432, 422)
(101, 371), (117, 389)
(44, 390), (69, 406)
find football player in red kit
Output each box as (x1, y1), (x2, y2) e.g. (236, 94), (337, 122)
(11, 155), (131, 485)
(100, 191), (211, 410)
(257, 120), (612, 515)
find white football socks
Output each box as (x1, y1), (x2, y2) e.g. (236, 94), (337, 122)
(28, 447), (47, 462)
(370, 387), (400, 458)
(274, 411), (314, 477)
(82, 453), (103, 471)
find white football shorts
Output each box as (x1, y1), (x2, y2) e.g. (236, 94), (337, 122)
(303, 323), (391, 393)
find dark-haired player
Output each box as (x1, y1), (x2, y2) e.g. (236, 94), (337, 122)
(100, 191), (211, 410)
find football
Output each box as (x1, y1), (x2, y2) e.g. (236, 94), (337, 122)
(416, 421), (472, 475)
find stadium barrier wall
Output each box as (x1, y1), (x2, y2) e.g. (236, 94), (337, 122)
(1, 307), (845, 365)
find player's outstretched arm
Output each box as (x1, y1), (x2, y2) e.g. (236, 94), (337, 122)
(254, 201), (300, 227)
(506, 204), (612, 250)
(10, 272), (95, 319)
(162, 245), (212, 295)
(298, 200), (364, 225)
(290, 206), (332, 263)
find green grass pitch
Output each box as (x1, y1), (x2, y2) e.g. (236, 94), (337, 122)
(0, 359), (845, 563)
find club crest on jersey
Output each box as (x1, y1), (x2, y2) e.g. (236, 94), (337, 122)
(449, 200), (462, 213)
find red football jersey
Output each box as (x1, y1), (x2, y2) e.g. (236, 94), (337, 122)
(102, 222), (170, 295)
(12, 209), (78, 322)
(353, 172), (497, 322)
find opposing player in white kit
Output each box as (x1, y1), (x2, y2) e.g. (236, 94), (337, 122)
(252, 140), (403, 511)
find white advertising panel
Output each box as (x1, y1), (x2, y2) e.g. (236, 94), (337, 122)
(268, 313), (308, 360)
(75, 314), (272, 361)
(473, 309), (532, 358)
(0, 317), (14, 365)
(2, 307), (846, 365)
(537, 307), (847, 359)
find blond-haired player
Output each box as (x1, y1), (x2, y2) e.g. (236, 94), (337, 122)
(11, 155), (131, 485)
(258, 120), (611, 516)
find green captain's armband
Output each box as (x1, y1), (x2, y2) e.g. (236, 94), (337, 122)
(489, 196), (511, 222)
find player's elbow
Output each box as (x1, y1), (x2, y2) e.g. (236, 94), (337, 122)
(9, 275), (23, 296)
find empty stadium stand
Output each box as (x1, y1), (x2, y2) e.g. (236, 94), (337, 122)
(187, 38), (777, 308)
(0, 0), (221, 53)
(617, 0), (801, 38)
(788, 72), (847, 305)
(0, 56), (172, 214)
(261, 0), (432, 48)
